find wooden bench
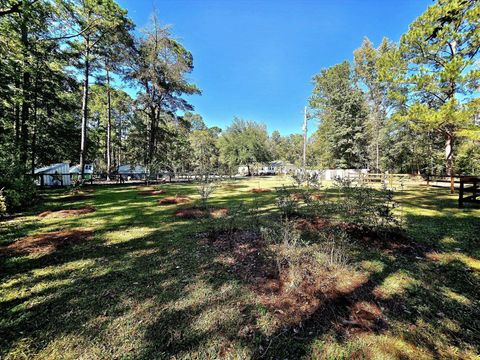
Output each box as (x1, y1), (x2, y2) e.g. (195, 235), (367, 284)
(459, 176), (480, 208)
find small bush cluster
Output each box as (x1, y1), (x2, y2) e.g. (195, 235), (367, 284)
(314, 227), (352, 268)
(333, 178), (399, 231)
(196, 174), (217, 209)
(0, 161), (37, 214)
(275, 186), (299, 218)
(291, 171), (322, 189)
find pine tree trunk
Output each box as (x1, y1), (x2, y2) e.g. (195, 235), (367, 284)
(445, 133), (454, 194)
(80, 37), (90, 181)
(106, 64), (111, 180)
(31, 72), (39, 175)
(147, 107), (156, 171)
(14, 71), (20, 149)
(20, 6), (30, 166)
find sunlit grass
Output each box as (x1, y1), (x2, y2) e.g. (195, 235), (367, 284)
(0, 177), (479, 359)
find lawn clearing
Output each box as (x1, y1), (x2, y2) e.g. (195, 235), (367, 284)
(0, 177), (479, 359)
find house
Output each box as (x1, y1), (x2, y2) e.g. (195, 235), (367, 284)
(34, 163), (71, 187)
(261, 161), (296, 175)
(69, 164), (94, 180)
(238, 161), (297, 176)
(117, 165), (146, 180)
(237, 165), (250, 176)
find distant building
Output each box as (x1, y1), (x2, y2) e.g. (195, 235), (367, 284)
(34, 163), (71, 186)
(117, 165), (146, 180)
(69, 164), (94, 180)
(260, 161), (296, 175)
(238, 161), (297, 176)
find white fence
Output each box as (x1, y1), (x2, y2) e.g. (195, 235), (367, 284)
(299, 168), (369, 181)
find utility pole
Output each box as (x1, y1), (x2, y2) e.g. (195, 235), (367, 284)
(302, 106), (308, 174)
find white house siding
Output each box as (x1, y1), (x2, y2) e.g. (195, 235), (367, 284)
(34, 163), (71, 186)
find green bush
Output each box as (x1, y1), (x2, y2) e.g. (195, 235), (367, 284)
(275, 185), (299, 218)
(0, 160), (37, 213)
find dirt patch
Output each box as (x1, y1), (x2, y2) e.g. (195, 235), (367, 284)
(295, 217), (333, 232)
(223, 184), (242, 189)
(0, 229), (94, 256)
(340, 301), (387, 334)
(290, 192), (304, 201)
(158, 195), (192, 205)
(59, 189), (95, 202)
(175, 207), (228, 219)
(138, 189), (166, 196)
(38, 206), (96, 219)
(250, 188), (272, 193)
(295, 216), (430, 258)
(75, 188), (95, 193)
(202, 229), (371, 329)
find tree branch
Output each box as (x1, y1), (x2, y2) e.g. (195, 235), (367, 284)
(0, 0), (38, 16)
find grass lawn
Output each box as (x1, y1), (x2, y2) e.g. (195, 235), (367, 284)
(1, 176), (479, 359)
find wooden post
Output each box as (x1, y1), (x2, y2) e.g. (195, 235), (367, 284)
(459, 178), (464, 208)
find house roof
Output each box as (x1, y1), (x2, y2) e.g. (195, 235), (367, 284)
(268, 160), (295, 167)
(118, 165), (145, 174)
(69, 164), (93, 173)
(34, 163), (68, 174)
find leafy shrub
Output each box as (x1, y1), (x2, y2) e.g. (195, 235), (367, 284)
(0, 160), (37, 213)
(334, 178), (399, 231)
(304, 178), (399, 232)
(196, 174), (217, 209)
(291, 171), (322, 189)
(275, 185), (299, 218)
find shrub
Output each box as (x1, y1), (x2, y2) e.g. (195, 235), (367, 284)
(334, 179), (399, 231)
(291, 171), (322, 189)
(0, 160), (37, 213)
(196, 174), (217, 209)
(314, 227), (352, 268)
(261, 218), (305, 289)
(304, 178), (399, 232)
(275, 185), (299, 218)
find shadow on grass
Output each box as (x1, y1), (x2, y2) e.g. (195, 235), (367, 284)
(0, 182), (479, 358)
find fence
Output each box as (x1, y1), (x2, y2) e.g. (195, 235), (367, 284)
(459, 176), (480, 208)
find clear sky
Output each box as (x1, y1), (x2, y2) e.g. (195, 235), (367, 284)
(117, 0), (431, 135)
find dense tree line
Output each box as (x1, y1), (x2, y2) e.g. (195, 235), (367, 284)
(0, 0), (479, 213)
(309, 0), (480, 189)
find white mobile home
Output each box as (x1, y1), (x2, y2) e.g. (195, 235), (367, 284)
(260, 161), (296, 175)
(118, 165), (146, 180)
(34, 163), (71, 187)
(69, 164), (94, 179)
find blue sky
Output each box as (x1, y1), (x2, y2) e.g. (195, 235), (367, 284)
(117, 0), (431, 135)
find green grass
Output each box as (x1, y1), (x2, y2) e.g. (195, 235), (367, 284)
(0, 176), (479, 359)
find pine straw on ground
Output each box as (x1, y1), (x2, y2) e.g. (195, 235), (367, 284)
(223, 184), (242, 189)
(295, 217), (431, 257)
(158, 195), (192, 205)
(175, 207), (228, 219)
(201, 229), (385, 336)
(0, 229), (94, 256)
(57, 189), (96, 202)
(250, 188), (272, 193)
(199, 216), (431, 339)
(38, 206), (96, 219)
(138, 189), (166, 196)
